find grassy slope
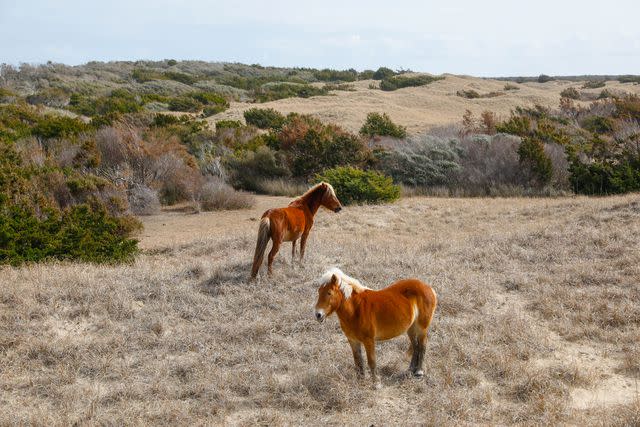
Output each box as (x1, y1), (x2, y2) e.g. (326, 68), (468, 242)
(1, 195), (639, 425)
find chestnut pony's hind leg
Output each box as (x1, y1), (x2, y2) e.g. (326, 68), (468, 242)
(267, 237), (282, 275)
(291, 239), (297, 264)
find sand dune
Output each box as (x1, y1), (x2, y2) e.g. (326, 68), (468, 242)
(209, 76), (640, 134)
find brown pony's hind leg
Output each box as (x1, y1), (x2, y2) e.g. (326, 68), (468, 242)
(291, 239), (297, 264)
(348, 339), (365, 379)
(267, 237), (282, 276)
(407, 331), (419, 374)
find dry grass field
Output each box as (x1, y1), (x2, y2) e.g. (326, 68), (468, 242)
(210, 76), (640, 134)
(1, 194), (640, 425)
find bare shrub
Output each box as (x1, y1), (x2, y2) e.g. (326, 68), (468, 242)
(544, 143), (570, 190)
(252, 178), (308, 197)
(128, 185), (161, 215)
(457, 134), (524, 194)
(198, 180), (255, 211)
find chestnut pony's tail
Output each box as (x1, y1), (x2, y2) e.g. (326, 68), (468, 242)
(250, 217), (271, 279)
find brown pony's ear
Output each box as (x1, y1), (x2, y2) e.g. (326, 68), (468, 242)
(330, 274), (339, 286)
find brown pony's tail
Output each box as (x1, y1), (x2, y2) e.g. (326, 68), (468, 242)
(250, 217), (271, 279)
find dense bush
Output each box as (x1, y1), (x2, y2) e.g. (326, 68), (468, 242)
(457, 89), (481, 99)
(518, 137), (553, 188)
(243, 108), (286, 129)
(254, 83), (327, 102)
(560, 87), (580, 100)
(378, 135), (461, 187)
(372, 67), (396, 80)
(225, 146), (290, 192)
(277, 114), (372, 177)
(359, 112), (407, 138)
(168, 96), (202, 112)
(315, 167), (400, 205)
(0, 201), (139, 265)
(216, 119), (242, 129)
(313, 68), (358, 82)
(538, 74), (553, 83)
(128, 185), (160, 215)
(582, 81), (606, 89)
(380, 75), (443, 91)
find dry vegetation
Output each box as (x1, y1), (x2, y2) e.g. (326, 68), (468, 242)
(211, 76), (640, 134)
(1, 195), (639, 425)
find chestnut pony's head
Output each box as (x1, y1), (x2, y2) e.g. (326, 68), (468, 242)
(318, 182), (342, 213)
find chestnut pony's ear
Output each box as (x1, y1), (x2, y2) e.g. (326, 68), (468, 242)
(330, 274), (339, 286)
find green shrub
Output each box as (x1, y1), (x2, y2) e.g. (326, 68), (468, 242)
(244, 108), (286, 129)
(277, 115), (372, 178)
(168, 96), (202, 112)
(582, 116), (615, 134)
(380, 75), (444, 91)
(359, 112), (407, 138)
(225, 146), (290, 192)
(254, 83), (327, 102)
(457, 89), (481, 99)
(0, 201), (139, 265)
(582, 81), (605, 89)
(32, 115), (89, 139)
(359, 70), (375, 80)
(518, 137), (553, 188)
(538, 74), (553, 83)
(560, 87), (580, 100)
(315, 167), (400, 205)
(372, 67), (396, 80)
(216, 119), (242, 129)
(167, 59), (178, 66)
(496, 115), (531, 137)
(163, 71), (197, 85)
(313, 68), (358, 82)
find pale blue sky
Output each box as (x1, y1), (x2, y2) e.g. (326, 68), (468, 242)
(1, 0), (638, 76)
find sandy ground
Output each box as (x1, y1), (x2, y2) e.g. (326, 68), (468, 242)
(209, 76), (640, 134)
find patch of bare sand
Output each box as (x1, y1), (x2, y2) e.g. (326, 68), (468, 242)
(208, 76), (640, 134)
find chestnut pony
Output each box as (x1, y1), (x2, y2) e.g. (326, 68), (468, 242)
(314, 268), (437, 388)
(250, 182), (342, 279)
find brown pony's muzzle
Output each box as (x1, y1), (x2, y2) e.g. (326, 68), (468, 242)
(334, 206), (342, 213)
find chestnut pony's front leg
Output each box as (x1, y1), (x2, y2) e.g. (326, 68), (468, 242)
(363, 339), (380, 389)
(291, 239), (297, 264)
(348, 339), (365, 379)
(299, 231), (309, 262)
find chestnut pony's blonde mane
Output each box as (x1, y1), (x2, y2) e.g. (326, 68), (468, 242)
(318, 267), (370, 299)
(291, 182), (337, 205)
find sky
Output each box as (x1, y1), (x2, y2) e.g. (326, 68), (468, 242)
(1, 0), (639, 76)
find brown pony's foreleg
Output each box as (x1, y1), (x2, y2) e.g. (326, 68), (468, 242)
(348, 339), (365, 379)
(299, 231), (309, 262)
(267, 237), (282, 276)
(412, 331), (427, 378)
(363, 339), (380, 388)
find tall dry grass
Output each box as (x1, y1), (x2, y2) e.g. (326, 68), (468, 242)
(0, 195), (638, 425)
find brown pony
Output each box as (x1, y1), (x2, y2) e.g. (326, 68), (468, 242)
(314, 268), (437, 388)
(250, 182), (342, 279)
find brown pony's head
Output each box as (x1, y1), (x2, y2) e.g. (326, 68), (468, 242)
(314, 268), (369, 323)
(314, 273), (343, 323)
(319, 182), (342, 213)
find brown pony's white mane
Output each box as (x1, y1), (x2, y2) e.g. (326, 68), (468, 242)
(293, 182), (337, 203)
(318, 267), (370, 299)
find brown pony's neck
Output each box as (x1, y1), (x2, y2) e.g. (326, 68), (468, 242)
(335, 291), (362, 322)
(291, 185), (325, 215)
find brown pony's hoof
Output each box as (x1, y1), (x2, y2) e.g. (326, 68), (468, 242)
(413, 370), (424, 378)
